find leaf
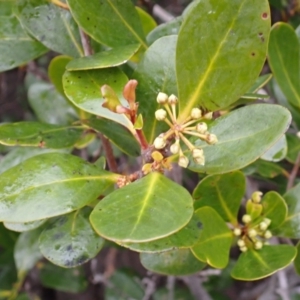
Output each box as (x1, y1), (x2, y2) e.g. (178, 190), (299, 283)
(260, 191), (287, 230)
(63, 68), (134, 131)
(260, 135), (287, 162)
(0, 15), (47, 72)
(0, 147), (69, 174)
(140, 248), (206, 276)
(0, 122), (84, 149)
(67, 0), (146, 49)
(252, 159), (288, 178)
(39, 207), (104, 268)
(147, 17), (182, 46)
(85, 116), (140, 157)
(191, 207), (232, 269)
(15, 0), (83, 57)
(40, 263), (88, 293)
(133, 35), (177, 143)
(273, 182), (300, 238)
(48, 55), (73, 96)
(136, 7), (157, 37)
(14, 227), (43, 276)
(193, 171), (245, 224)
(28, 82), (78, 125)
(268, 22), (300, 109)
(118, 213), (202, 253)
(66, 44), (140, 71)
(4, 219), (46, 232)
(176, 0), (270, 118)
(248, 74), (273, 93)
(231, 245), (297, 280)
(90, 172), (194, 243)
(294, 242), (300, 276)
(286, 133), (300, 163)
(0, 153), (118, 223)
(187, 104), (291, 174)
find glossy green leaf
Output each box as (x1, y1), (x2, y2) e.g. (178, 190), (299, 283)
(0, 147), (69, 174)
(176, 0), (270, 118)
(187, 104), (291, 174)
(231, 245), (297, 280)
(40, 263), (87, 293)
(294, 242), (300, 275)
(0, 153), (118, 223)
(0, 15), (47, 72)
(136, 7), (157, 37)
(0, 223), (18, 250)
(85, 116), (140, 157)
(140, 248), (206, 276)
(261, 135), (287, 162)
(63, 68), (134, 131)
(48, 55), (73, 96)
(274, 182), (300, 238)
(193, 171), (245, 224)
(286, 133), (300, 163)
(147, 17), (182, 45)
(0, 122), (84, 148)
(66, 44), (140, 71)
(252, 159), (288, 178)
(268, 22), (300, 109)
(28, 82), (77, 125)
(118, 213), (202, 253)
(4, 219), (46, 232)
(14, 227), (43, 276)
(67, 0), (146, 49)
(191, 207), (232, 269)
(39, 207), (104, 268)
(90, 172), (194, 243)
(133, 35), (177, 142)
(261, 191), (287, 229)
(248, 74), (273, 93)
(0, 1), (13, 16)
(15, 0), (83, 57)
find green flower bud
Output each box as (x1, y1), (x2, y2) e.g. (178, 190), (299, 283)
(157, 92), (169, 104)
(155, 109), (167, 121)
(242, 214), (252, 224)
(190, 108), (202, 120)
(196, 122), (208, 134)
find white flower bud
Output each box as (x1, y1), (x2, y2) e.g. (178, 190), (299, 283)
(196, 122), (208, 134)
(157, 92), (169, 104)
(252, 191), (263, 203)
(242, 214), (252, 224)
(254, 241), (263, 250)
(248, 229), (257, 238)
(153, 135), (166, 149)
(259, 221), (268, 231)
(237, 239), (245, 247)
(233, 228), (242, 236)
(263, 218), (271, 227)
(206, 133), (218, 145)
(204, 112), (213, 120)
(240, 246), (248, 252)
(178, 155), (189, 168)
(192, 148), (205, 165)
(264, 230), (272, 239)
(155, 109), (167, 121)
(170, 141), (180, 154)
(168, 94), (178, 104)
(190, 108), (202, 120)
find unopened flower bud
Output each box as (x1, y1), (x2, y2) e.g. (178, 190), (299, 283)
(242, 214), (252, 224)
(157, 92), (169, 104)
(154, 135), (166, 149)
(196, 122), (208, 134)
(168, 94), (178, 104)
(204, 112), (213, 120)
(233, 228), (242, 236)
(155, 109), (167, 121)
(254, 241), (263, 250)
(248, 229), (257, 238)
(259, 221), (268, 231)
(206, 134), (218, 145)
(237, 239), (245, 247)
(252, 191), (263, 203)
(190, 108), (202, 120)
(263, 218), (271, 227)
(264, 230), (272, 239)
(178, 155), (189, 168)
(170, 141), (180, 154)
(192, 148), (205, 165)
(240, 246), (248, 252)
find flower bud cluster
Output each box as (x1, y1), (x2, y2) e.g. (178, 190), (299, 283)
(153, 92), (218, 168)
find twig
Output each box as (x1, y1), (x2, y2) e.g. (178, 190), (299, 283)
(27, 61), (49, 82)
(276, 269), (291, 300)
(103, 247), (118, 279)
(287, 152), (300, 190)
(166, 276), (175, 300)
(79, 29), (93, 56)
(153, 4), (174, 22)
